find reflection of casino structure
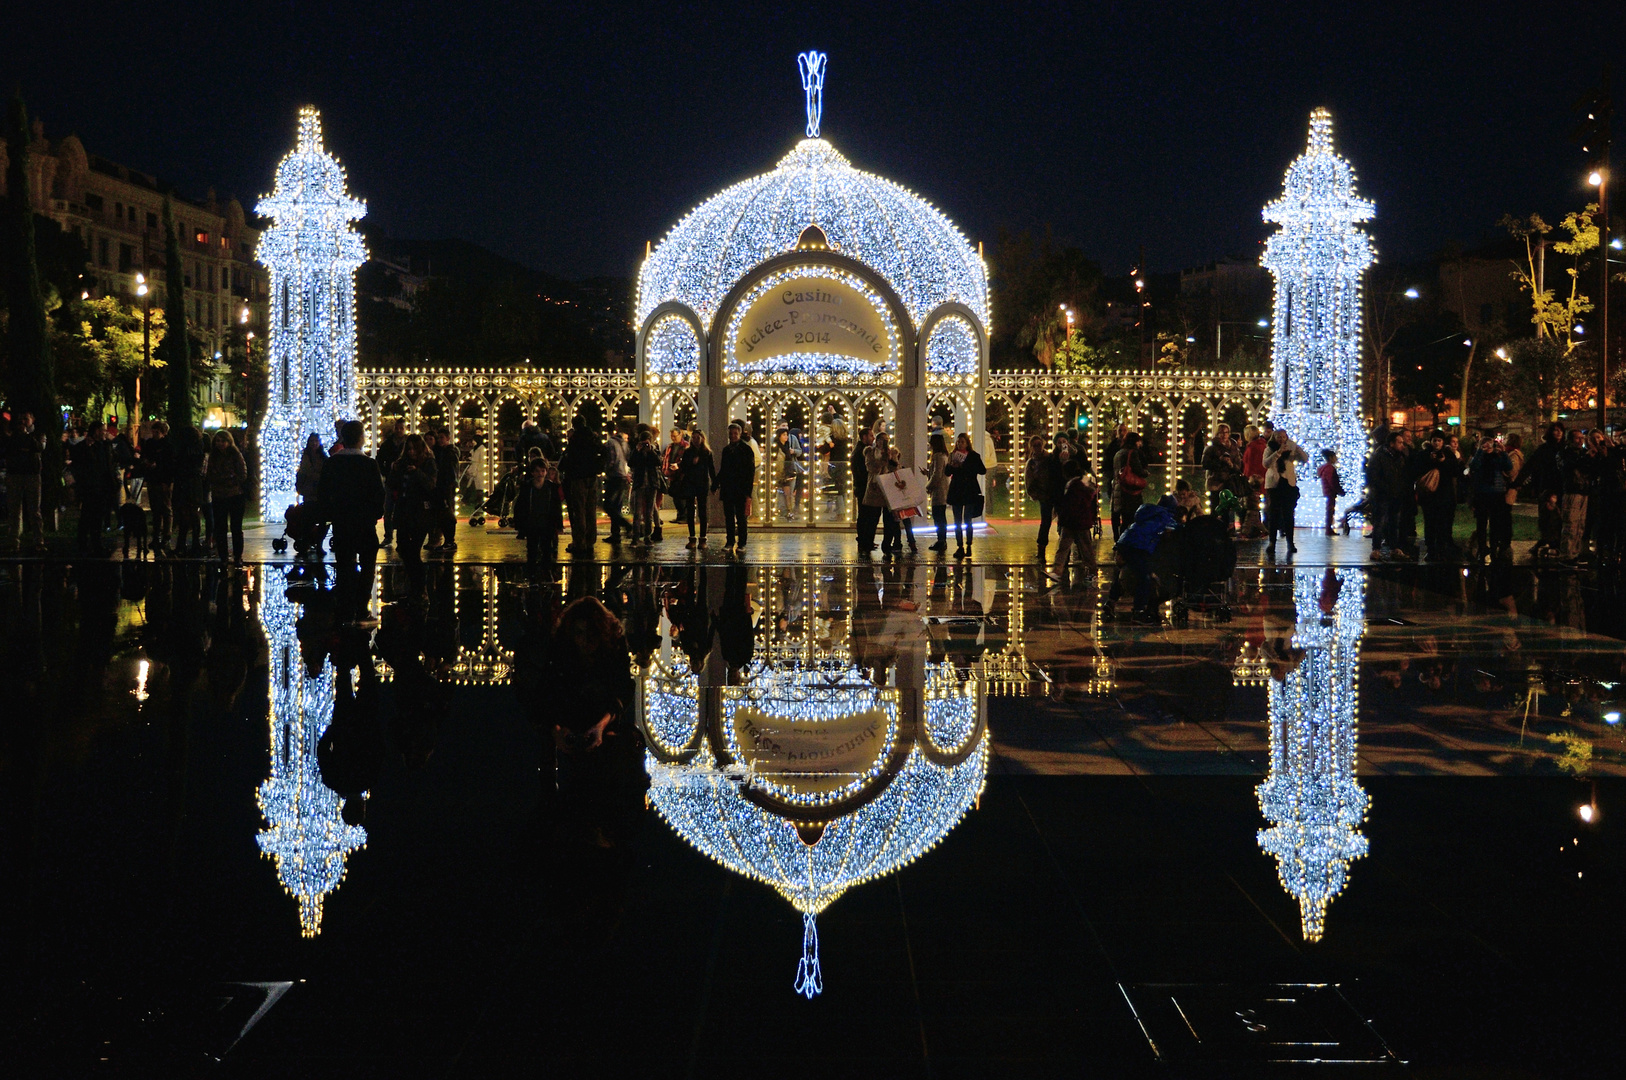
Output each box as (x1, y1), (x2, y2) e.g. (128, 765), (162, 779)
(1256, 568), (1369, 942)
(256, 572), (366, 936)
(636, 51), (989, 526)
(641, 566), (1001, 996)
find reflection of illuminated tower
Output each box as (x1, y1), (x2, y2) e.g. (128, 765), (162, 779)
(255, 107), (367, 523)
(256, 571), (365, 935)
(1256, 568), (1368, 942)
(1261, 109), (1374, 523)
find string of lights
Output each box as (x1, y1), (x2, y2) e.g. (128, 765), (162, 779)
(1256, 568), (1369, 942)
(256, 106), (367, 524)
(1261, 108), (1374, 522)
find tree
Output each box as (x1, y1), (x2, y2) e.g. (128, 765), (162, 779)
(158, 197), (192, 428)
(1, 92), (65, 508)
(1389, 313), (1472, 426)
(1505, 336), (1588, 422)
(1500, 205), (1597, 352)
(64, 295), (165, 420)
(988, 228), (1106, 368)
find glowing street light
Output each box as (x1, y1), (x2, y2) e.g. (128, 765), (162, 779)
(1579, 803), (1596, 823)
(1590, 170), (1605, 187)
(1404, 287), (1420, 299)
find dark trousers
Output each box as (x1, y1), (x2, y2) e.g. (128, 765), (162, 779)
(881, 510), (902, 553)
(526, 531), (558, 575)
(331, 524), (379, 620)
(1111, 504), (1130, 541)
(396, 526), (427, 594)
(603, 476), (631, 541)
(856, 503), (883, 551)
(382, 491), (397, 543)
(1267, 484), (1299, 545)
(1421, 496), (1455, 558)
(78, 495), (108, 551)
(211, 493), (246, 561)
(932, 503), (948, 546)
(1537, 496), (1562, 550)
(685, 494), (708, 538)
(1036, 499), (1055, 550)
(150, 481), (173, 546)
(722, 498), (748, 547)
(1123, 547), (1154, 610)
(566, 477), (598, 550)
(952, 504), (976, 551)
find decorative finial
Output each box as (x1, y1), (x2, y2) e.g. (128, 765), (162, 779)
(798, 51), (827, 139)
(1308, 107), (1333, 153)
(297, 105), (323, 153)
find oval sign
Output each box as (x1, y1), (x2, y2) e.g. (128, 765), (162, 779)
(725, 266), (899, 382)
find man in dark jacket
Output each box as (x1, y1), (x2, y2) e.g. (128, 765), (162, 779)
(1025, 436), (1065, 560)
(375, 418), (406, 546)
(562, 415), (606, 554)
(71, 421), (118, 555)
(141, 420), (172, 552)
(1520, 421), (1565, 558)
(715, 422), (756, 553)
(5, 411), (47, 552)
(431, 429), (459, 552)
(321, 420), (388, 624)
(1367, 428), (1411, 560)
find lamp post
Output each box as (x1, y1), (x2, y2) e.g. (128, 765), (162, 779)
(1215, 318), (1270, 366)
(1590, 166), (1610, 430)
(135, 272), (151, 445)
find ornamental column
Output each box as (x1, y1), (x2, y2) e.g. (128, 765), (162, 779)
(255, 107), (367, 523)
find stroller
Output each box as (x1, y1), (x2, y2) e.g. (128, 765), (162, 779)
(469, 462), (524, 529)
(271, 502), (327, 557)
(1168, 514), (1236, 623)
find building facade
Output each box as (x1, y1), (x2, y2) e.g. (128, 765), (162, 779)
(0, 118), (272, 427)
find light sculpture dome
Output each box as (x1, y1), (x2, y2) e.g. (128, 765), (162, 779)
(636, 138), (989, 333)
(644, 662), (988, 998)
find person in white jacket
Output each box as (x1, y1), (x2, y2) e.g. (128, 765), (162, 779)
(1263, 428), (1309, 556)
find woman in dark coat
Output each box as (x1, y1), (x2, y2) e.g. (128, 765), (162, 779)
(945, 432), (987, 559)
(1416, 431), (1460, 561)
(676, 430), (717, 547)
(389, 434), (438, 594)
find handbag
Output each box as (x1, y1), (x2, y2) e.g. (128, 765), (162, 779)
(1416, 468), (1440, 495)
(1117, 465), (1148, 494)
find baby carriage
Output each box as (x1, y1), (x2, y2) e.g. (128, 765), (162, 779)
(271, 502), (327, 557)
(1168, 514), (1236, 623)
(469, 462), (523, 529)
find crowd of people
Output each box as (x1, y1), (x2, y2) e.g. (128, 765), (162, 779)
(0, 413), (250, 563)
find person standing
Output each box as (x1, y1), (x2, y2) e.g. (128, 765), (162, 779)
(431, 429), (460, 553)
(1047, 464), (1099, 584)
(1101, 422), (1127, 520)
(662, 427), (688, 528)
(1241, 424), (1268, 537)
(142, 420), (172, 553)
(513, 457), (564, 578)
(562, 414), (605, 555)
(1202, 424), (1244, 533)
(945, 432), (987, 559)
(850, 427), (872, 527)
(715, 422), (756, 554)
(205, 429), (248, 564)
(296, 432), (329, 554)
(171, 426), (206, 555)
(858, 429), (899, 554)
(926, 431), (951, 552)
(628, 426), (664, 545)
(375, 418), (406, 547)
(1413, 431), (1459, 561)
(1316, 449), (1342, 536)
(4, 411), (47, 553)
(1368, 428), (1411, 560)
(1025, 435), (1063, 561)
(1110, 432), (1148, 540)
(1557, 427), (1597, 565)
(72, 421), (117, 555)
(1468, 433), (1513, 561)
(677, 430), (716, 548)
(390, 434), (438, 594)
(1521, 422), (1565, 560)
(1262, 427), (1308, 557)
(320, 420), (386, 624)
(602, 427), (633, 545)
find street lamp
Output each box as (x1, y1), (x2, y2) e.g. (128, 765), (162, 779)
(134, 272), (151, 442)
(1589, 167), (1609, 430)
(1404, 287), (1420, 299)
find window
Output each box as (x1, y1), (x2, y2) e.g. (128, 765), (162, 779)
(208, 266), (216, 291)
(193, 298), (201, 322)
(128, 205), (138, 223)
(84, 192), (103, 211)
(208, 301), (216, 326)
(147, 211), (157, 228)
(195, 230), (209, 245)
(114, 201), (123, 218)
(118, 243), (134, 273)
(97, 236), (110, 267)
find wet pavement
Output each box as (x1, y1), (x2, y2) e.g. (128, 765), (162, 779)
(0, 549), (1621, 1077)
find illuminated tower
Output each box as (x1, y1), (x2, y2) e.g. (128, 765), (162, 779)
(1256, 568), (1369, 942)
(1261, 109), (1374, 522)
(255, 106), (367, 523)
(256, 568), (366, 935)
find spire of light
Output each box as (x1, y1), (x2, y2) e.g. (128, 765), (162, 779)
(798, 50), (827, 138)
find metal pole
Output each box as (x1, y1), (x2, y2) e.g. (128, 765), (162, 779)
(1599, 165), (1610, 432)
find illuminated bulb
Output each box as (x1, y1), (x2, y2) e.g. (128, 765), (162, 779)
(1589, 170), (1603, 186)
(1578, 804), (1595, 823)
(1605, 711), (1621, 724)
(1404, 288), (1419, 298)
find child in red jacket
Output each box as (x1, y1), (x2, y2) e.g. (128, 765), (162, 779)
(1316, 449), (1343, 535)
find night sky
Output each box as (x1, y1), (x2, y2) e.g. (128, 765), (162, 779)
(9, 1), (1624, 280)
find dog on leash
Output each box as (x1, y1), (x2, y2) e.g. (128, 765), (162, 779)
(118, 501), (149, 560)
